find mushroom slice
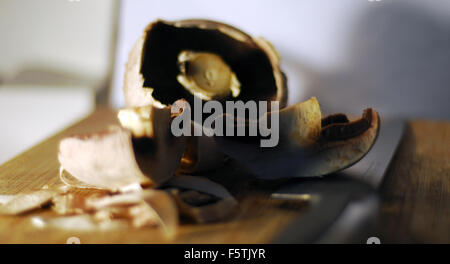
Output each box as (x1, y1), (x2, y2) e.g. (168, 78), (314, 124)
(214, 98), (380, 179)
(118, 102), (187, 187)
(164, 175), (237, 223)
(0, 190), (57, 215)
(124, 19), (287, 108)
(302, 108), (379, 176)
(58, 127), (151, 191)
(48, 190), (178, 236)
(86, 190), (178, 236)
(58, 103), (186, 190)
(31, 215), (128, 232)
(278, 96), (322, 147)
(52, 192), (93, 215)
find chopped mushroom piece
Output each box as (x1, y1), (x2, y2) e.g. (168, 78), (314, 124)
(49, 189), (178, 236)
(58, 127), (152, 190)
(0, 190), (57, 215)
(164, 175), (237, 223)
(278, 96), (322, 147)
(85, 190), (178, 236)
(52, 192), (91, 215)
(31, 215), (128, 232)
(214, 98), (380, 179)
(58, 102), (187, 190)
(118, 101), (187, 187)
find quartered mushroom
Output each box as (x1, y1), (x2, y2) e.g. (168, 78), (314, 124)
(214, 97), (380, 179)
(58, 102), (186, 190)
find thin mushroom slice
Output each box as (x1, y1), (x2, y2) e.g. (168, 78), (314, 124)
(163, 175), (237, 223)
(118, 101), (187, 187)
(52, 191), (93, 215)
(58, 103), (186, 190)
(214, 98), (380, 179)
(138, 190), (178, 237)
(86, 190), (178, 237)
(277, 96), (322, 147)
(58, 127), (151, 191)
(0, 190), (58, 215)
(31, 215), (128, 232)
(298, 108), (380, 177)
(49, 190), (178, 236)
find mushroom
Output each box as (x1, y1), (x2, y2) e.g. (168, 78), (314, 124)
(58, 102), (186, 190)
(123, 19), (287, 108)
(123, 19), (288, 173)
(214, 97), (380, 179)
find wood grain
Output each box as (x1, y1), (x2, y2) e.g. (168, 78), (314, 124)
(376, 120), (450, 243)
(0, 108), (448, 243)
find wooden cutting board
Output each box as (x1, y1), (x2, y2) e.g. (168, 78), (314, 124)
(0, 108), (448, 243)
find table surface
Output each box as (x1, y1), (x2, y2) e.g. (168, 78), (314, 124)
(0, 108), (448, 243)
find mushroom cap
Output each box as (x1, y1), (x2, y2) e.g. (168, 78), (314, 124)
(123, 19), (287, 108)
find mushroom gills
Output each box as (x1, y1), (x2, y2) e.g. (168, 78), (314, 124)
(124, 19), (287, 108)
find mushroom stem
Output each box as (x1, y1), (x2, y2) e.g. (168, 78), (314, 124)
(177, 51), (241, 100)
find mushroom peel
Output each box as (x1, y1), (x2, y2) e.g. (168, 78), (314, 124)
(58, 103), (186, 190)
(214, 97), (380, 179)
(123, 19), (287, 108)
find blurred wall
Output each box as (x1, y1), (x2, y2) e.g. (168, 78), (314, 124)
(112, 0), (366, 107)
(112, 0), (450, 120)
(0, 0), (116, 82)
(0, 0), (117, 164)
